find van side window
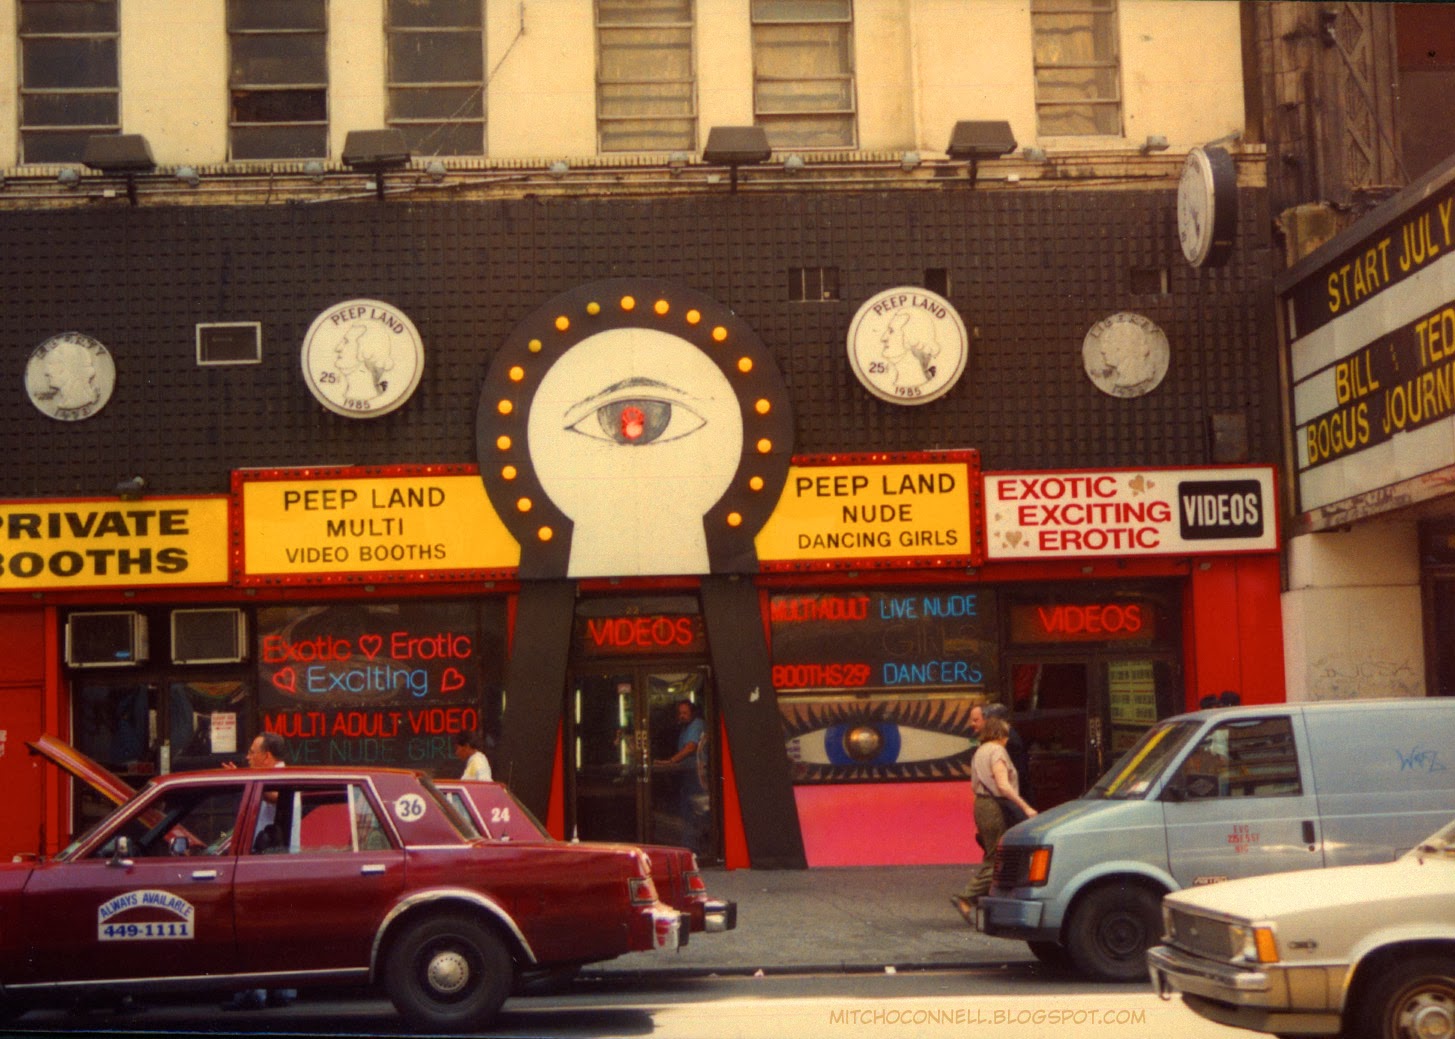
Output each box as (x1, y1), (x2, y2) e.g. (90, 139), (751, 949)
(1178, 718), (1302, 799)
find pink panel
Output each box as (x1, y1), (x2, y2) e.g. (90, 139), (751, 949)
(794, 782), (982, 867)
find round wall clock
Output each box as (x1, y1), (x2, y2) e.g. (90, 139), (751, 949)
(1177, 145), (1238, 268)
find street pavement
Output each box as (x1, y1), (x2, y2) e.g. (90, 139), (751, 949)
(590, 863), (1038, 978)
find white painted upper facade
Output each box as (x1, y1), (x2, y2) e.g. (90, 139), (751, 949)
(0, 0), (1246, 169)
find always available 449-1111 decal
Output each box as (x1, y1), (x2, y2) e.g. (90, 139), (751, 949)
(97, 890), (195, 941)
(301, 299), (424, 419)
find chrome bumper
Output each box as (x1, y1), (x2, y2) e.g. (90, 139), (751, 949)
(652, 906), (686, 951)
(704, 898), (737, 934)
(1147, 945), (1341, 1037)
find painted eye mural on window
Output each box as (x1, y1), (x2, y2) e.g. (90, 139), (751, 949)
(781, 696), (980, 783)
(476, 279), (795, 579)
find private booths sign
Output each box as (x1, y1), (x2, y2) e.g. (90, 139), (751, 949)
(256, 601), (503, 776)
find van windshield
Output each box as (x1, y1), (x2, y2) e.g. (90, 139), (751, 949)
(1087, 720), (1201, 801)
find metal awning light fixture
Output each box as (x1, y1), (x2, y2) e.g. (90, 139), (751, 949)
(946, 120), (1017, 188)
(342, 129), (411, 201)
(702, 125), (771, 194)
(82, 134), (155, 206)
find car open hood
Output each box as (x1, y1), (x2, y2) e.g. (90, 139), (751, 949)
(27, 733), (137, 806)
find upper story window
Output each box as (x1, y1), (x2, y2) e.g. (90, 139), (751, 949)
(596, 0), (696, 153)
(227, 0), (328, 160)
(18, 0), (120, 164)
(751, 0), (856, 150)
(1031, 0), (1122, 137)
(386, 0), (485, 156)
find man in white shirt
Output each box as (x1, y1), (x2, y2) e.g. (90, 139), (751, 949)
(454, 732), (492, 781)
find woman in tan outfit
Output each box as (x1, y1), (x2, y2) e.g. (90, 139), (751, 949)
(953, 716), (1037, 921)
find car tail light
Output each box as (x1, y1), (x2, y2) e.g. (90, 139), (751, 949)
(628, 876), (659, 906)
(685, 870), (707, 895)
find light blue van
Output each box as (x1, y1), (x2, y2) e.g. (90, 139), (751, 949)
(977, 698), (1455, 980)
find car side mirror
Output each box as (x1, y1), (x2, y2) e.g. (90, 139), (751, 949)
(1160, 778), (1187, 803)
(108, 836), (134, 867)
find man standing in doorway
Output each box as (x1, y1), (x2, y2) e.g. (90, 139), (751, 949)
(221, 732), (296, 1011)
(655, 700), (707, 855)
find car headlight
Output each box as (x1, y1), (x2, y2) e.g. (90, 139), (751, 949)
(1230, 922), (1280, 964)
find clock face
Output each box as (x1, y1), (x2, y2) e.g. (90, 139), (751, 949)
(1176, 145), (1236, 267)
(1178, 149), (1216, 267)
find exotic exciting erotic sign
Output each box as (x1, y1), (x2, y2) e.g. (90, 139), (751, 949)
(256, 603), (483, 771)
(983, 466), (1278, 559)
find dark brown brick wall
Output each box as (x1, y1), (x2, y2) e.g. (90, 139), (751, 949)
(0, 186), (1277, 498)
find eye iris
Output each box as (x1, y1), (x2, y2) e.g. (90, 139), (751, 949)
(595, 398), (673, 445)
(620, 405), (647, 441)
(844, 725), (884, 762)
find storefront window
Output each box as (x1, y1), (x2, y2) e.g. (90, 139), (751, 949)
(255, 600), (506, 777)
(769, 587), (998, 784)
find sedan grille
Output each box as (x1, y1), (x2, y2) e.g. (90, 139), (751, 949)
(1166, 907), (1237, 960)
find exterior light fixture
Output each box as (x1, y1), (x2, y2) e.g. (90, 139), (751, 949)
(900, 151), (922, 171)
(668, 151), (689, 176)
(426, 160), (447, 182)
(783, 154), (805, 174)
(82, 133), (156, 205)
(57, 168), (80, 188)
(946, 120), (1017, 188)
(703, 125), (771, 194)
(304, 160), (326, 182)
(548, 160), (569, 178)
(1022, 146), (1048, 162)
(1140, 134), (1170, 154)
(175, 166), (200, 187)
(341, 128), (411, 201)
(114, 476), (148, 501)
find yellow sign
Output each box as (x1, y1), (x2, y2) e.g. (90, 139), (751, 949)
(0, 498), (228, 590)
(240, 473), (520, 579)
(755, 460), (976, 565)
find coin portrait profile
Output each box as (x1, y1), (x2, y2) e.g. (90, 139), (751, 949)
(25, 332), (116, 421)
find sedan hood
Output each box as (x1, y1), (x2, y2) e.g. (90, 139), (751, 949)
(27, 734), (136, 806)
(1166, 854), (1455, 920)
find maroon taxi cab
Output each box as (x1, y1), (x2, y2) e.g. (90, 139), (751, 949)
(437, 779), (737, 937)
(0, 749), (682, 1031)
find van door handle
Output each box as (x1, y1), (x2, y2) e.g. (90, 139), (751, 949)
(191, 869), (218, 880)
(361, 864), (387, 875)
(1302, 820), (1317, 848)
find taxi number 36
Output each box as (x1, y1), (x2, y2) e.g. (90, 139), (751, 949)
(100, 922), (192, 941)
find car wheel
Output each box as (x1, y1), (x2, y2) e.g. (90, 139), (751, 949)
(1027, 941), (1073, 969)
(1357, 957), (1455, 1039)
(383, 914), (512, 1032)
(1064, 885), (1161, 982)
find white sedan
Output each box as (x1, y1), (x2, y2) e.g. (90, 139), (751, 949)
(1148, 817), (1455, 1039)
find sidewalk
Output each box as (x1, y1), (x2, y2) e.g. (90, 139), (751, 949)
(588, 865), (1036, 978)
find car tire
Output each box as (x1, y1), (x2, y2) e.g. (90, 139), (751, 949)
(1064, 884), (1161, 982)
(383, 914), (512, 1032)
(1027, 941), (1073, 969)
(1356, 956), (1455, 1039)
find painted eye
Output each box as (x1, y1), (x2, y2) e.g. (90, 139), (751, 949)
(782, 699), (976, 782)
(567, 396), (706, 446)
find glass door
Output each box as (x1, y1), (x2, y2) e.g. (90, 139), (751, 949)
(567, 665), (715, 856)
(1008, 656), (1179, 810)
